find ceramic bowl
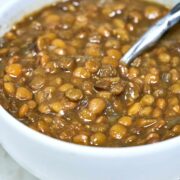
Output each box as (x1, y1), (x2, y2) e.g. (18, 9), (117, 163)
(0, 1), (180, 180)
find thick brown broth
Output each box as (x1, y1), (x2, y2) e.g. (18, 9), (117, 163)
(0, 0), (180, 147)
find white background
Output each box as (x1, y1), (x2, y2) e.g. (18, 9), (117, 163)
(0, 146), (37, 180)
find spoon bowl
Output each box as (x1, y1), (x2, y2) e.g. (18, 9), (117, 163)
(121, 2), (180, 64)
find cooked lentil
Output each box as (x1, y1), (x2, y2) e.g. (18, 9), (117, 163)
(0, 0), (180, 147)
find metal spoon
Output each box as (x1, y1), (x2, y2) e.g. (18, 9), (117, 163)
(121, 3), (180, 65)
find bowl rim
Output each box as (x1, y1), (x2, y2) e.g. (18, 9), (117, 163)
(1, 106), (180, 157)
(0, 0), (179, 157)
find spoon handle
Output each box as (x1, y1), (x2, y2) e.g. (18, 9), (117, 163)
(121, 3), (180, 65)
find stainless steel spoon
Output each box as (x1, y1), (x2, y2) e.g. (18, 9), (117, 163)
(121, 3), (180, 65)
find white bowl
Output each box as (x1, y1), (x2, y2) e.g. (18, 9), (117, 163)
(0, 1), (180, 180)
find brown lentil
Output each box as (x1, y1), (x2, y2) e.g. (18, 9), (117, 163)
(85, 59), (100, 73)
(118, 116), (132, 127)
(128, 103), (141, 116)
(79, 108), (96, 123)
(73, 67), (91, 79)
(140, 95), (155, 106)
(144, 6), (161, 20)
(90, 132), (106, 146)
(19, 104), (29, 118)
(73, 134), (89, 145)
(88, 98), (106, 115)
(16, 87), (33, 101)
(5, 64), (22, 78)
(109, 124), (127, 140)
(65, 88), (83, 101)
(4, 82), (15, 95)
(59, 83), (74, 92)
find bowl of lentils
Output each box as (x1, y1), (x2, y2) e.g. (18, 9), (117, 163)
(0, 0), (180, 180)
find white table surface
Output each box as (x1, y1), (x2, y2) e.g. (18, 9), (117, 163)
(0, 146), (38, 180)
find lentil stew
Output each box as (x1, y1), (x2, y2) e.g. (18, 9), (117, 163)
(0, 0), (180, 147)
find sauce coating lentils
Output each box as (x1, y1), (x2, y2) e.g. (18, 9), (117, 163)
(0, 0), (180, 147)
